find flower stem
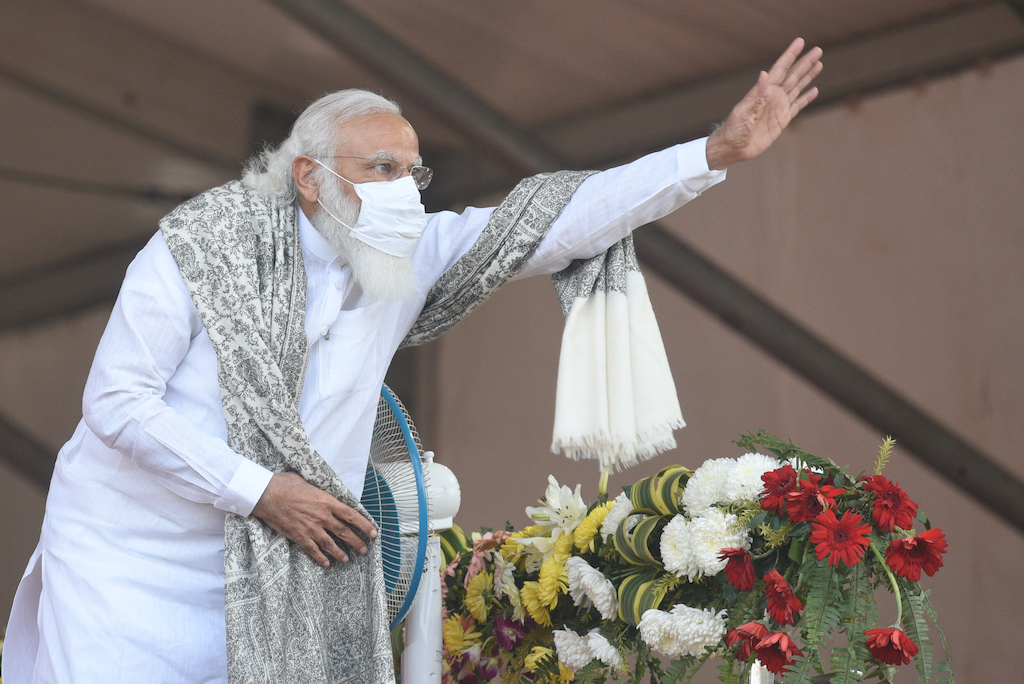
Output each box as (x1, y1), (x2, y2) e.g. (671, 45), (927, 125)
(870, 541), (903, 626)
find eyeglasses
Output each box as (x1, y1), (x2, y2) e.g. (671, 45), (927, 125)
(327, 155), (433, 190)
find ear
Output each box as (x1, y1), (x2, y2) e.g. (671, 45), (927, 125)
(292, 156), (320, 205)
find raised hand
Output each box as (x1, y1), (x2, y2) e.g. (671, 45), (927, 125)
(252, 471), (378, 568)
(706, 38), (823, 170)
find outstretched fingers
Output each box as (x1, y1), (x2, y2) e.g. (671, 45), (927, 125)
(766, 37), (806, 85)
(790, 86), (820, 116)
(782, 47), (823, 97)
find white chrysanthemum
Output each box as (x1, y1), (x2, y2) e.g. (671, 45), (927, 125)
(720, 452), (779, 503)
(668, 604), (728, 657)
(638, 606), (728, 658)
(685, 508), (750, 578)
(493, 551), (516, 599)
(660, 515), (699, 579)
(586, 630), (625, 671)
(565, 555), (593, 608)
(682, 458), (736, 516)
(600, 492), (634, 541)
(553, 628), (593, 670)
(566, 556), (618, 620)
(638, 609), (685, 657)
(525, 475), (588, 537)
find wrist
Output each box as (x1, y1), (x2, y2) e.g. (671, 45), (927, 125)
(705, 128), (735, 171)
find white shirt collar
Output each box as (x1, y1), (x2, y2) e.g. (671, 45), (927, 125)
(297, 205), (341, 265)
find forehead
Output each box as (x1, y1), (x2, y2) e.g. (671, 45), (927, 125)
(334, 113), (419, 160)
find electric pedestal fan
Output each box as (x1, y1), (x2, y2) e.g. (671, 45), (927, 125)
(362, 385), (460, 683)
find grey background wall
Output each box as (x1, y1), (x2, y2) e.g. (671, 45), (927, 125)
(2, 46), (1022, 684)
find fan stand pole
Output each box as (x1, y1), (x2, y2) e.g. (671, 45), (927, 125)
(401, 534), (443, 682)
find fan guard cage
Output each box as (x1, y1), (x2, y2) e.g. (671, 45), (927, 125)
(362, 385), (430, 630)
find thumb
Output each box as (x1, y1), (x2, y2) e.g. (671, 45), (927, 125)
(756, 71), (770, 97)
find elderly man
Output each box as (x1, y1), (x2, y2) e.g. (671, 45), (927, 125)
(4, 39), (821, 684)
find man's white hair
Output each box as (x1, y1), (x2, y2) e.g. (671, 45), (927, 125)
(242, 89), (402, 200)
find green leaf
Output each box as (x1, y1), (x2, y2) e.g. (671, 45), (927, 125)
(829, 562), (875, 683)
(438, 525), (469, 567)
(898, 581), (933, 683)
(791, 560), (842, 683)
(920, 589), (949, 652)
(934, 659), (956, 684)
(617, 569), (675, 625)
(661, 655), (697, 684)
(628, 465), (690, 515)
(786, 650), (824, 684)
(614, 514), (666, 567)
(717, 659), (743, 684)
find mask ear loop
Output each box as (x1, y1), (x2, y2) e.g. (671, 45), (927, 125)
(316, 198), (356, 231)
(313, 159), (358, 230)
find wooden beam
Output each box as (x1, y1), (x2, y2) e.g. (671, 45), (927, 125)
(0, 0), (306, 172)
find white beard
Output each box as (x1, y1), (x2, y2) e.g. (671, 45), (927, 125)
(310, 176), (417, 301)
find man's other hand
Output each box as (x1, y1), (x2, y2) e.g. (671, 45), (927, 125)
(251, 471), (378, 568)
(706, 37), (823, 170)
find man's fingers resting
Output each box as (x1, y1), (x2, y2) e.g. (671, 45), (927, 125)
(326, 518), (370, 555)
(300, 538), (332, 568)
(315, 532), (351, 564)
(332, 501), (378, 539)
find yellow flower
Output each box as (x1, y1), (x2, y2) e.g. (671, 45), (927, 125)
(537, 555), (568, 607)
(553, 532), (575, 561)
(464, 570), (492, 623)
(442, 614), (481, 652)
(554, 662), (575, 683)
(519, 581), (552, 626)
(573, 502), (613, 553)
(512, 524), (547, 539)
(524, 646), (555, 673)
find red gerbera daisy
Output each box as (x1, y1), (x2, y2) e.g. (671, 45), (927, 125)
(809, 509), (872, 567)
(885, 528), (948, 581)
(725, 621), (769, 662)
(865, 627), (919, 665)
(785, 475), (846, 522)
(760, 465), (798, 514)
(755, 632), (802, 674)
(719, 548), (757, 591)
(862, 475), (918, 531)
(763, 569), (803, 625)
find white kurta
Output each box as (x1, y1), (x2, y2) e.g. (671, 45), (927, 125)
(3, 139), (724, 684)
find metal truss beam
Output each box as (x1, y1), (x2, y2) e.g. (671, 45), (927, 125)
(0, 413), (54, 491)
(0, 0), (306, 172)
(427, 2), (1024, 206)
(0, 238), (147, 330)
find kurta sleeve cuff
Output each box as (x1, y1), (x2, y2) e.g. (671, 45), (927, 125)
(214, 458), (274, 517)
(677, 137), (727, 193)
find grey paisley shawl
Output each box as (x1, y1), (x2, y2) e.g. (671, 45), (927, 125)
(159, 170), (596, 684)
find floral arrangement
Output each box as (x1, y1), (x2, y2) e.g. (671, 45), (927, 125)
(436, 432), (952, 684)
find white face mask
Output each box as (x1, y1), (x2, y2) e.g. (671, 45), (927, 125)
(314, 160), (427, 258)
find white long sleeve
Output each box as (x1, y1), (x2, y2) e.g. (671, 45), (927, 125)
(81, 234), (272, 516)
